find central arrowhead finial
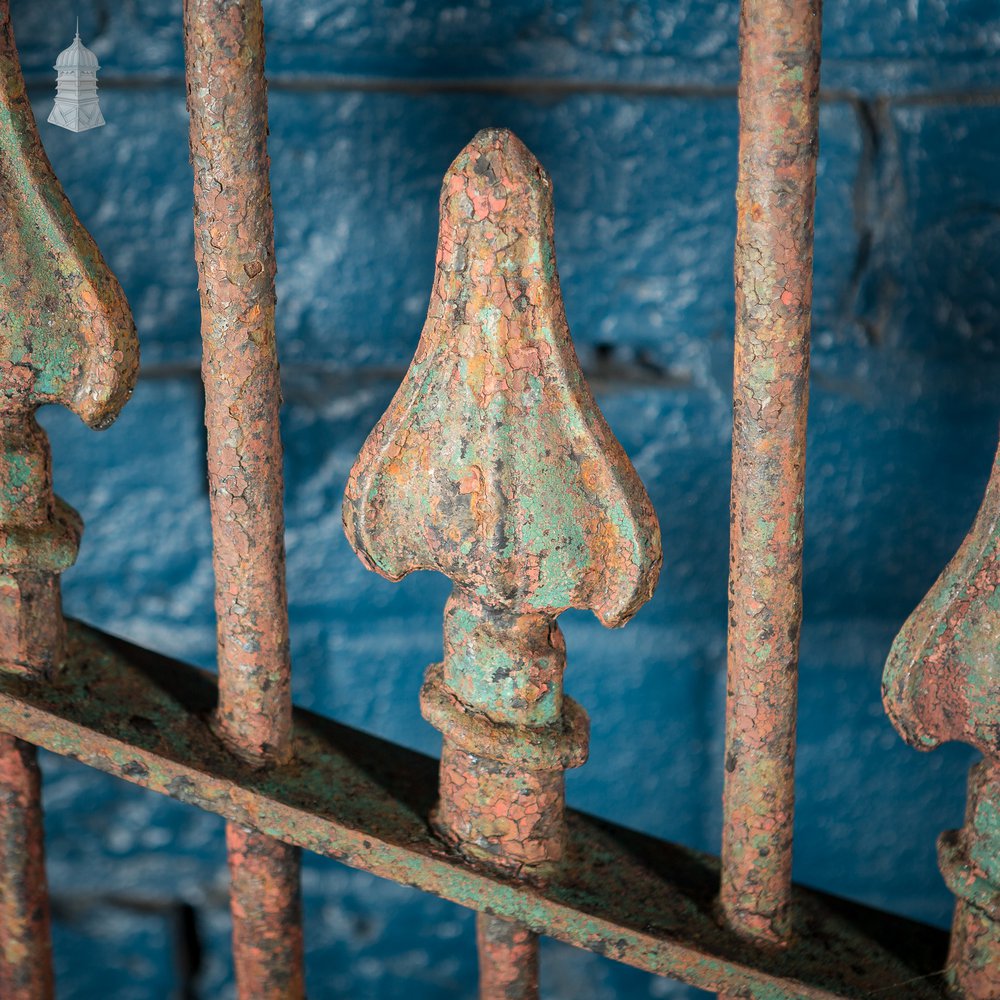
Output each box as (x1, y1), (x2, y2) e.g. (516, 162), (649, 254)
(344, 129), (660, 869)
(344, 128), (660, 628)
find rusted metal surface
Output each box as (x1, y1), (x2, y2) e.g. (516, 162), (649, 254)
(343, 127), (661, 869)
(227, 824), (305, 999)
(0, 734), (53, 1000)
(883, 438), (999, 999)
(477, 914), (539, 1000)
(0, 0), (138, 678)
(722, 0), (822, 950)
(0, 621), (952, 1000)
(941, 761), (1000, 1000)
(183, 1), (303, 994)
(0, 1), (973, 995)
(343, 128), (660, 994)
(0, 3), (138, 994)
(0, 6), (137, 435)
(0, 414), (78, 677)
(184, 0), (290, 764)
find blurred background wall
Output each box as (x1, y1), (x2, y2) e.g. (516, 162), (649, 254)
(8, 1), (1000, 996)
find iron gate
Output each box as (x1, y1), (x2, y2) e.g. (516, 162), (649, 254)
(0, 0), (996, 997)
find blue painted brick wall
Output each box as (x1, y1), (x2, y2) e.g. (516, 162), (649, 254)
(8, 1), (1000, 996)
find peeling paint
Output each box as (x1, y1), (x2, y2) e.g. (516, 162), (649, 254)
(884, 438), (1000, 998)
(721, 0), (821, 953)
(344, 127), (661, 992)
(0, 2), (138, 994)
(183, 1), (303, 995)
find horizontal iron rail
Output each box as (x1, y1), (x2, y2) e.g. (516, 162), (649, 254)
(0, 619), (948, 1000)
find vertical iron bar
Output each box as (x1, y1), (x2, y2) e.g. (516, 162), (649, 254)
(477, 914), (539, 1000)
(183, 2), (304, 996)
(721, 0), (821, 953)
(0, 734), (53, 1000)
(226, 823), (304, 996)
(0, 419), (56, 1000)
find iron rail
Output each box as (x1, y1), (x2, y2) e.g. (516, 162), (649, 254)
(0, 622), (951, 1000)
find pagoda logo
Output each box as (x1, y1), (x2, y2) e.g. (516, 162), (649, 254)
(48, 21), (105, 133)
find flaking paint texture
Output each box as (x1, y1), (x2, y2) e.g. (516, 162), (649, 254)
(721, 0), (820, 949)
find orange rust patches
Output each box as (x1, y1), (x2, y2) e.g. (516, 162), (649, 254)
(883, 443), (1000, 997)
(184, 2), (303, 995)
(937, 761), (1000, 1000)
(344, 129), (660, 992)
(226, 824), (305, 1000)
(721, 0), (821, 950)
(0, 621), (959, 998)
(0, 6), (139, 993)
(948, 904), (1000, 1000)
(0, 4), (138, 431)
(0, 413), (77, 680)
(0, 735), (53, 1000)
(911, 551), (998, 748)
(437, 745), (567, 870)
(184, 0), (290, 765)
(439, 596), (570, 730)
(477, 914), (539, 1000)
(884, 440), (999, 758)
(343, 129), (660, 622)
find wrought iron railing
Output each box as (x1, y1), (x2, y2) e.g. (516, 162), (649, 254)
(0, 0), (996, 997)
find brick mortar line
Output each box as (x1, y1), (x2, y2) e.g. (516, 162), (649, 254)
(20, 73), (1000, 105)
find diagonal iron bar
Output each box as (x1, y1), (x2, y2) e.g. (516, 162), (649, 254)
(183, 1), (304, 995)
(0, 2), (138, 994)
(344, 128), (662, 999)
(884, 436), (1000, 1000)
(722, 0), (822, 963)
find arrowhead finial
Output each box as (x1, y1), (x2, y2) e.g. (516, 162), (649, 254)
(883, 435), (1000, 998)
(344, 128), (660, 628)
(2, 8), (136, 426)
(883, 440), (999, 756)
(0, 5), (138, 673)
(344, 129), (660, 869)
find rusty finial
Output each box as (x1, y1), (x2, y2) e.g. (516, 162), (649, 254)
(883, 436), (999, 1000)
(0, 1), (138, 676)
(344, 128), (661, 877)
